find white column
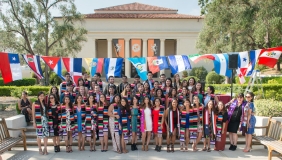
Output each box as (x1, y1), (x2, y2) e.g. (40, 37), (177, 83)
(160, 39), (165, 74)
(107, 38), (112, 58)
(125, 38), (130, 77)
(93, 38), (97, 57)
(142, 38), (148, 57)
(176, 38), (180, 55)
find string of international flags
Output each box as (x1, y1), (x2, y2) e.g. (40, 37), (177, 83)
(0, 46), (281, 84)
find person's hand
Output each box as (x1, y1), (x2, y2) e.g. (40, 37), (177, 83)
(247, 123), (250, 128)
(221, 131), (224, 134)
(33, 122), (37, 129)
(115, 115), (120, 119)
(231, 98), (235, 103)
(161, 125), (163, 130)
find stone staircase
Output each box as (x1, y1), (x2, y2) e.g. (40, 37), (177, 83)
(14, 123), (260, 146)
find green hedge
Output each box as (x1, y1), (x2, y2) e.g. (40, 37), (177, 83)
(0, 78), (36, 86)
(235, 76), (282, 84)
(205, 84), (282, 94)
(0, 86), (50, 96)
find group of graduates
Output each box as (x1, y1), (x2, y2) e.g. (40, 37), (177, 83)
(27, 71), (256, 155)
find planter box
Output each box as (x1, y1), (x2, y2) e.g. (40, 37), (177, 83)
(255, 116), (282, 136)
(5, 115), (27, 137)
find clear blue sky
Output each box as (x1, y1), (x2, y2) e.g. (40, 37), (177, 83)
(52, 0), (201, 16)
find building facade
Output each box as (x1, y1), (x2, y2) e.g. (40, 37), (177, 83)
(58, 2), (213, 78)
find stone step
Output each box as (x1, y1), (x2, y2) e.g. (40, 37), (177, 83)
(17, 137), (260, 146)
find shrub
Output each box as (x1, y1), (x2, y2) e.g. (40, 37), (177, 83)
(0, 78), (36, 86)
(49, 72), (63, 85)
(205, 71), (225, 84)
(11, 88), (33, 99)
(189, 67), (208, 81)
(182, 70), (188, 78)
(255, 99), (282, 117)
(235, 76), (282, 84)
(0, 86), (50, 96)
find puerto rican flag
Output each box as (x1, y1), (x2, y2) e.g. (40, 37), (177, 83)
(147, 56), (169, 74)
(22, 54), (44, 79)
(62, 58), (82, 85)
(258, 46), (282, 68)
(41, 56), (65, 80)
(0, 52), (22, 84)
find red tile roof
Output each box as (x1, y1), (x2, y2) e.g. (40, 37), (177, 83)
(84, 13), (203, 19)
(95, 2), (177, 11)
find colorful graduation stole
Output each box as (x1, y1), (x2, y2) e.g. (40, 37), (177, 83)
(204, 109), (210, 138)
(180, 110), (187, 145)
(216, 113), (223, 140)
(113, 103), (119, 132)
(168, 108), (180, 135)
(189, 108), (198, 141)
(48, 106), (54, 136)
(91, 105), (97, 130)
(34, 104), (43, 137)
(210, 110), (217, 145)
(137, 106), (141, 137)
(97, 106), (104, 137)
(85, 105), (92, 138)
(157, 105), (165, 137)
(103, 105), (109, 132)
(121, 109), (129, 143)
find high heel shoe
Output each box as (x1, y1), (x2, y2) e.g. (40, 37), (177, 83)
(43, 147), (48, 155)
(243, 149), (251, 152)
(39, 148), (43, 155)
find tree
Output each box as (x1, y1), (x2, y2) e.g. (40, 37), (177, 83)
(197, 0), (282, 71)
(0, 0), (87, 84)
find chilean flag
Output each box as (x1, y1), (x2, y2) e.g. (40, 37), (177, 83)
(147, 56), (169, 74)
(0, 52), (22, 84)
(22, 54), (44, 79)
(84, 58), (104, 77)
(258, 46), (282, 68)
(62, 58), (82, 85)
(41, 56), (65, 80)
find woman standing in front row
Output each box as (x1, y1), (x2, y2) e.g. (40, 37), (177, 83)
(131, 96), (140, 151)
(60, 96), (74, 153)
(214, 101), (228, 151)
(191, 96), (204, 151)
(140, 96), (153, 151)
(119, 97), (131, 153)
(48, 94), (61, 152)
(243, 92), (256, 152)
(32, 92), (49, 155)
(97, 94), (109, 152)
(108, 95), (121, 154)
(227, 93), (245, 151)
(152, 98), (164, 152)
(164, 98), (180, 153)
(85, 94), (97, 151)
(180, 98), (191, 152)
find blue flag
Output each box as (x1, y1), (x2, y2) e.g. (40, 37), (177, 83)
(127, 57), (148, 81)
(104, 58), (123, 79)
(213, 54), (232, 77)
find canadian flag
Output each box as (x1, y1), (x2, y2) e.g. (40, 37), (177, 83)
(258, 47), (282, 68)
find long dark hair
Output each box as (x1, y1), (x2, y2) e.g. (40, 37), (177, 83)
(86, 94), (95, 105)
(153, 97), (162, 107)
(62, 96), (73, 109)
(132, 95), (140, 106)
(165, 78), (173, 87)
(49, 86), (59, 100)
(205, 100), (215, 112)
(48, 93), (59, 106)
(154, 88), (164, 98)
(120, 97), (130, 115)
(215, 101), (226, 115)
(141, 96), (152, 109)
(168, 87), (177, 98)
(195, 81), (203, 93)
(36, 91), (47, 116)
(77, 77), (85, 87)
(246, 92), (255, 102)
(111, 94), (121, 105)
(183, 98), (192, 109)
(74, 94), (84, 105)
(98, 94), (108, 107)
(169, 98), (178, 110)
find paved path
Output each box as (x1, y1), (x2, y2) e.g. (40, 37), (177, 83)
(1, 144), (281, 160)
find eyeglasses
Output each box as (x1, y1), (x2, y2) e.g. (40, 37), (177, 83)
(245, 96), (251, 98)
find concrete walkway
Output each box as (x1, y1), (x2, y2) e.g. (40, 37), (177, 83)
(1, 144), (281, 160)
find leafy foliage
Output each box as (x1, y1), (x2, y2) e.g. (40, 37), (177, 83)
(0, 86), (49, 96)
(197, 0), (282, 70)
(182, 76), (199, 83)
(0, 78), (36, 86)
(189, 67), (208, 82)
(255, 99), (282, 117)
(205, 71), (225, 84)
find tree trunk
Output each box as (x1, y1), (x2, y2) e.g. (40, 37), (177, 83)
(277, 61), (281, 71)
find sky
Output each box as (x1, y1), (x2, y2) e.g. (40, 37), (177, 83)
(51, 0), (201, 16)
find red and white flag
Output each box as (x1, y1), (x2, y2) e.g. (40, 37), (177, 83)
(22, 54), (44, 79)
(62, 58), (82, 85)
(0, 52), (22, 84)
(258, 47), (282, 68)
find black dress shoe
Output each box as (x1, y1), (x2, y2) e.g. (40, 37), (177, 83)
(158, 146), (162, 152)
(54, 146), (58, 152)
(155, 145), (158, 151)
(57, 146), (60, 152)
(229, 144), (234, 150)
(134, 143), (138, 150)
(131, 144), (134, 151)
(231, 145), (237, 151)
